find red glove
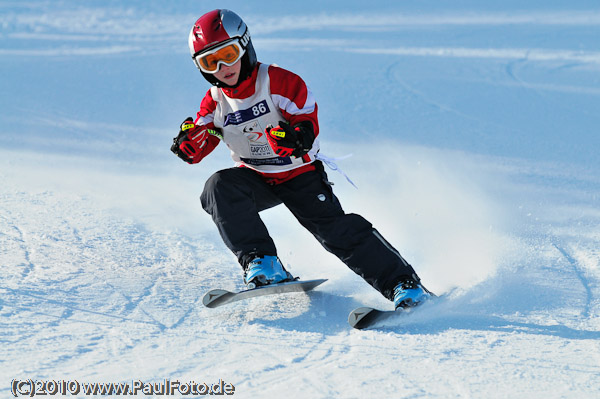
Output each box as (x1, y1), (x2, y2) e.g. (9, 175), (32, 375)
(171, 117), (209, 164)
(265, 122), (301, 157)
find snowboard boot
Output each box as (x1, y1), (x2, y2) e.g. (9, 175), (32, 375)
(243, 255), (294, 289)
(393, 278), (432, 309)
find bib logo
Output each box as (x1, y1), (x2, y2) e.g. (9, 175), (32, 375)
(250, 143), (273, 157)
(224, 100), (270, 126)
(241, 120), (272, 157)
(242, 121), (264, 142)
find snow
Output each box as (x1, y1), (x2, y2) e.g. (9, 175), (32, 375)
(1, 0), (599, 397)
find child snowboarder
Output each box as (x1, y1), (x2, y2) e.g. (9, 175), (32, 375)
(171, 9), (432, 309)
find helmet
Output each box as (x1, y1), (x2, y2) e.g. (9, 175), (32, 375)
(188, 9), (257, 87)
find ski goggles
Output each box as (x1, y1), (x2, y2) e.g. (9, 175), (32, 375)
(195, 39), (244, 74)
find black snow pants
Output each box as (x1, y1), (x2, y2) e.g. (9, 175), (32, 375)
(200, 162), (418, 301)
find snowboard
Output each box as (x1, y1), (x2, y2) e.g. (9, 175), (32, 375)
(348, 306), (405, 329)
(202, 278), (327, 308)
(349, 293), (442, 329)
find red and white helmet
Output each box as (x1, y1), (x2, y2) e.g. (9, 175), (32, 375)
(188, 9), (257, 87)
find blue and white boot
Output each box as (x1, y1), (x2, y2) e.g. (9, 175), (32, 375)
(393, 279), (432, 309)
(244, 255), (294, 289)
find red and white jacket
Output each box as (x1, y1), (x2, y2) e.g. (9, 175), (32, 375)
(193, 62), (320, 184)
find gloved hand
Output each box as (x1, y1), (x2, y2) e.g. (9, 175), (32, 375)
(265, 121), (314, 158)
(171, 117), (209, 164)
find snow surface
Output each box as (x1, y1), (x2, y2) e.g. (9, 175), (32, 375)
(1, 0), (600, 397)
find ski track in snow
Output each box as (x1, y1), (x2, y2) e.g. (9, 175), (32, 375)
(2, 146), (599, 398)
(2, 2), (600, 398)
(552, 243), (594, 319)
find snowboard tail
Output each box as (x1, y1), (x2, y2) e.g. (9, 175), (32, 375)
(203, 279), (327, 308)
(348, 307), (402, 329)
(349, 292), (441, 329)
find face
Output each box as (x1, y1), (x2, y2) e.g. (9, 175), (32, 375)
(214, 59), (242, 86)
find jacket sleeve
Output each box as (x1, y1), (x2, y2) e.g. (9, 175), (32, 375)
(267, 65), (319, 138)
(190, 90), (221, 163)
